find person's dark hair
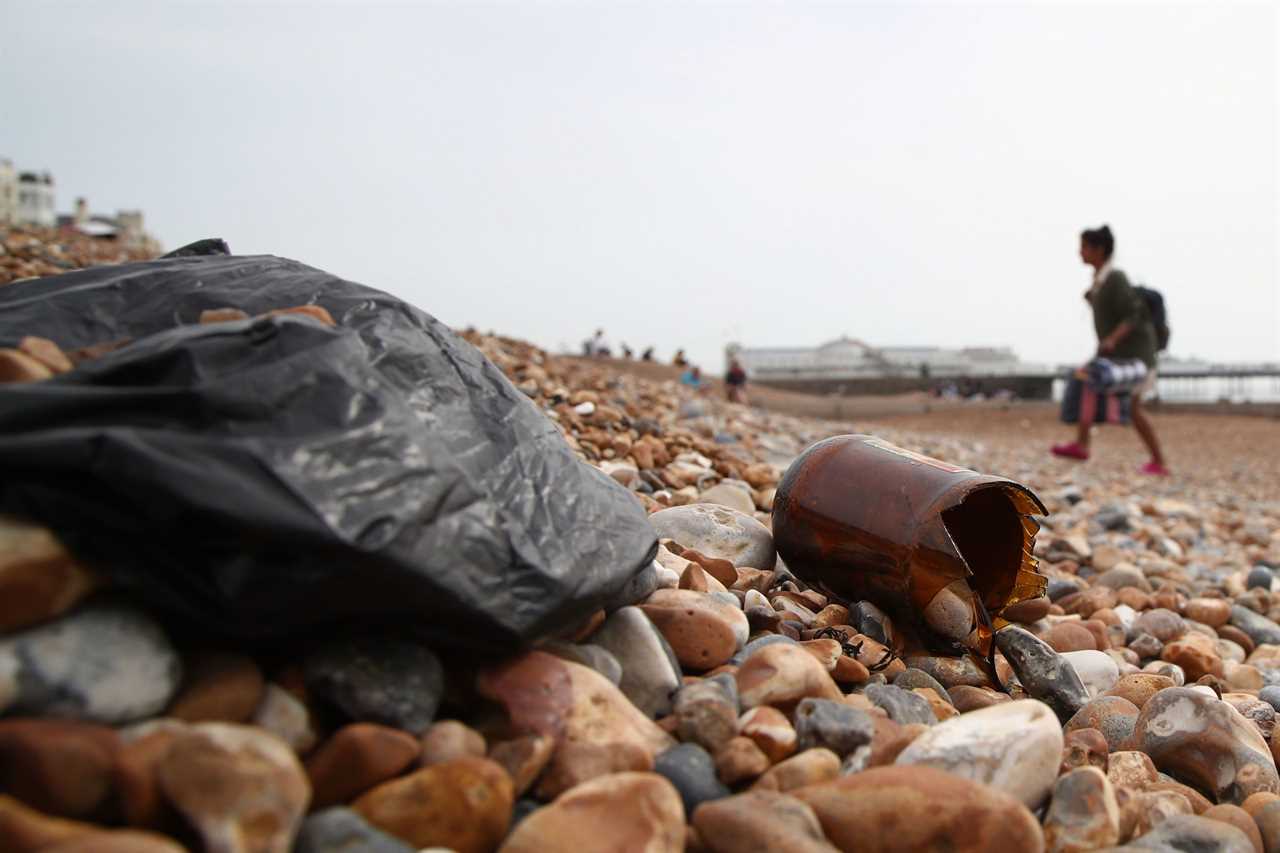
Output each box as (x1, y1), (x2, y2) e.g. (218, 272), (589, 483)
(1080, 225), (1115, 259)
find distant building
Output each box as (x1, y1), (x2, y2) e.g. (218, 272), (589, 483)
(56, 197), (159, 253)
(0, 159), (15, 224)
(728, 336), (1047, 380)
(16, 171), (56, 227)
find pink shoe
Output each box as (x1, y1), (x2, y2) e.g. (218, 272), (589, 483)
(1139, 461), (1171, 476)
(1051, 442), (1090, 461)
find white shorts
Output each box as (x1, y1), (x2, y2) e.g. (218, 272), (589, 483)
(1135, 368), (1158, 401)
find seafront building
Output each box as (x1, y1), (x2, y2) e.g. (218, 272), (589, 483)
(0, 159), (17, 225)
(728, 336), (1048, 382)
(1, 157), (158, 253)
(16, 171), (57, 228)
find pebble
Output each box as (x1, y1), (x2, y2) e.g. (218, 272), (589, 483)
(640, 589), (749, 671)
(158, 723), (310, 853)
(304, 723), (421, 809)
(1107, 749), (1159, 788)
(903, 653), (993, 688)
(697, 483), (757, 515)
(1060, 727), (1109, 774)
(691, 790), (838, 853)
(588, 606), (682, 717)
(0, 516), (100, 634)
(1232, 606), (1280, 647)
(893, 668), (952, 704)
(113, 724), (183, 829)
(737, 706), (797, 764)
(1136, 608), (1186, 643)
(1200, 803), (1265, 853)
(476, 651), (673, 775)
(1104, 673), (1175, 709)
(791, 765), (1045, 852)
(654, 743), (731, 815)
(1046, 622), (1100, 653)
(1187, 598), (1233, 628)
(736, 643), (842, 710)
(793, 698), (874, 757)
(541, 641), (623, 686)
(894, 699), (1063, 808)
(294, 807), (416, 853)
(1119, 813), (1256, 852)
(674, 678), (740, 753)
(1043, 767), (1120, 853)
(1061, 650), (1121, 697)
(500, 772), (685, 853)
(996, 626), (1090, 722)
(1247, 566), (1275, 591)
(0, 719), (120, 818)
(535, 740), (653, 799)
(166, 651), (264, 724)
(714, 736), (772, 785)
(1258, 685), (1280, 712)
(1253, 801), (1280, 853)
(1004, 596), (1052, 624)
(1064, 696), (1141, 752)
(753, 748), (841, 792)
(948, 685), (1012, 712)
(487, 734), (554, 797)
(648, 504), (776, 570)
(303, 636), (444, 735)
(352, 757), (513, 852)
(0, 601), (181, 725)
(250, 684), (316, 754)
(420, 720), (486, 767)
(863, 683), (936, 725)
(1130, 687), (1280, 804)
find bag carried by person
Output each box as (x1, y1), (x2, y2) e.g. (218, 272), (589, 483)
(1133, 285), (1170, 351)
(1060, 376), (1132, 425)
(1085, 357), (1147, 392)
(1060, 358), (1144, 425)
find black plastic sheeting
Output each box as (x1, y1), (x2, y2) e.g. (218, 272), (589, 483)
(0, 249), (657, 652)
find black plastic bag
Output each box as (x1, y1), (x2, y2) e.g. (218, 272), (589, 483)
(0, 250), (657, 652)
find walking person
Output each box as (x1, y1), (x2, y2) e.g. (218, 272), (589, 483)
(1052, 225), (1169, 475)
(725, 357), (748, 404)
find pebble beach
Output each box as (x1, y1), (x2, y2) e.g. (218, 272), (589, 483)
(2, 238), (1280, 852)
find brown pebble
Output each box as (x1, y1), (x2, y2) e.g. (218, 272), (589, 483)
(488, 734), (554, 797)
(352, 757), (514, 853)
(753, 748), (840, 792)
(0, 719), (120, 819)
(167, 651), (265, 724)
(1060, 727), (1108, 775)
(17, 336), (73, 373)
(715, 736), (772, 786)
(420, 720), (486, 767)
(305, 723), (421, 810)
(1202, 803), (1264, 853)
(198, 308), (251, 324)
(0, 348), (55, 382)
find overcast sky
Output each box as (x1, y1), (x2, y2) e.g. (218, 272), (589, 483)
(5, 1), (1277, 372)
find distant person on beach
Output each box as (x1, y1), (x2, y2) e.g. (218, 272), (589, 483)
(621, 343), (633, 359)
(641, 347), (654, 361)
(680, 365), (703, 390)
(1052, 225), (1168, 475)
(672, 349), (688, 367)
(589, 329), (607, 357)
(725, 358), (748, 404)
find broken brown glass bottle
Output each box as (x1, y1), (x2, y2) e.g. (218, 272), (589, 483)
(772, 435), (1047, 682)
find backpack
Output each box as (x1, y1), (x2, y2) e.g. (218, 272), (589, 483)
(1134, 285), (1170, 351)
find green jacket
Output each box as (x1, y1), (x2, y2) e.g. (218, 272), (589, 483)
(1089, 269), (1158, 369)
